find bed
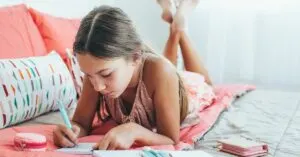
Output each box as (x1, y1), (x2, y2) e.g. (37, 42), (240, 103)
(13, 88), (300, 157)
(196, 88), (300, 157)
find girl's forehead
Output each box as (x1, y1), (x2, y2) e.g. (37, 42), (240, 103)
(77, 54), (124, 72)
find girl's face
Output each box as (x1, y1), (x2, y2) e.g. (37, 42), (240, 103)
(77, 53), (139, 98)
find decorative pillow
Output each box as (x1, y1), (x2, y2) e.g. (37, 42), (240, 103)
(0, 52), (77, 129)
(0, 4), (47, 59)
(66, 49), (84, 96)
(28, 8), (81, 62)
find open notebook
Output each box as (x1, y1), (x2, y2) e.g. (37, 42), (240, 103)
(93, 150), (213, 157)
(56, 143), (95, 155)
(56, 143), (213, 157)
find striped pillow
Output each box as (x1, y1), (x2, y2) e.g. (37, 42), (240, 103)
(66, 49), (84, 96)
(0, 51), (77, 128)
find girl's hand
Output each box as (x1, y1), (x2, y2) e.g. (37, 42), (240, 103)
(93, 123), (136, 150)
(53, 124), (80, 148)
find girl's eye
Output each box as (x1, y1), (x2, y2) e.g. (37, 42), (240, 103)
(102, 72), (112, 78)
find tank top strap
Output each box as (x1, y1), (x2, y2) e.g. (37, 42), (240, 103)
(138, 54), (148, 82)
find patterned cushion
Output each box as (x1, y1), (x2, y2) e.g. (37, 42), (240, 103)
(0, 52), (77, 129)
(66, 49), (84, 96)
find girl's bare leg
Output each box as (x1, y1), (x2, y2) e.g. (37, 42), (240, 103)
(178, 31), (212, 85)
(162, 26), (212, 85)
(171, 0), (212, 85)
(162, 27), (181, 66)
(159, 0), (212, 85)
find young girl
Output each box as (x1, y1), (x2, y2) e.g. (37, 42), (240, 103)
(53, 0), (212, 150)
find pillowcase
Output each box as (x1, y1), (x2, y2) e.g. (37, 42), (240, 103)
(66, 49), (84, 96)
(0, 4), (47, 59)
(28, 8), (81, 62)
(0, 52), (77, 129)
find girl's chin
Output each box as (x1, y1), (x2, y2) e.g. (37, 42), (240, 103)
(106, 92), (120, 98)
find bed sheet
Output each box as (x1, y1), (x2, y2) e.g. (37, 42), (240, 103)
(196, 89), (300, 157)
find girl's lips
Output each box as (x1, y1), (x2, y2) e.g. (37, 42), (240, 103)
(104, 92), (114, 96)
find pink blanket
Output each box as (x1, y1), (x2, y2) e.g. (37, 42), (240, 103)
(0, 84), (255, 157)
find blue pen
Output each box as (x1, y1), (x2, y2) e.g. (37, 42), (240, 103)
(57, 101), (72, 129)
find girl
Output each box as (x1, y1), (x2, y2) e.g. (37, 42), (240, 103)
(53, 0), (212, 150)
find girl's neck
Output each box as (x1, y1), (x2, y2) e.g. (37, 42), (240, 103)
(127, 58), (143, 89)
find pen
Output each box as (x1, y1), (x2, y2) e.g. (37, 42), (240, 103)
(57, 100), (72, 129)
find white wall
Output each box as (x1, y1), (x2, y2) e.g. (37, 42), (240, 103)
(111, 0), (300, 91)
(1, 0), (300, 91)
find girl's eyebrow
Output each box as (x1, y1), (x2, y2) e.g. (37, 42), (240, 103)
(84, 68), (110, 76)
(98, 68), (110, 74)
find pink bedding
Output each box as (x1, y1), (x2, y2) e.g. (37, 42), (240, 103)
(0, 84), (255, 157)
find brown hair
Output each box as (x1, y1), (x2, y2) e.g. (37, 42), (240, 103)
(73, 5), (188, 122)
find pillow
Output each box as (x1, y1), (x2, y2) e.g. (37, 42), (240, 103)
(0, 51), (77, 129)
(66, 49), (84, 96)
(0, 4), (47, 59)
(28, 8), (81, 62)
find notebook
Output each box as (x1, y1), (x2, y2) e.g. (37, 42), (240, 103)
(56, 143), (95, 155)
(56, 143), (213, 157)
(218, 136), (268, 157)
(93, 150), (213, 157)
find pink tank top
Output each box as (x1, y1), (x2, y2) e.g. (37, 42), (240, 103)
(98, 55), (215, 130)
(103, 56), (155, 130)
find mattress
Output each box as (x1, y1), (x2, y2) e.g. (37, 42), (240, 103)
(15, 88), (300, 157)
(196, 88), (300, 157)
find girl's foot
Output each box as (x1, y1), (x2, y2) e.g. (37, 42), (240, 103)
(157, 0), (176, 24)
(172, 0), (199, 31)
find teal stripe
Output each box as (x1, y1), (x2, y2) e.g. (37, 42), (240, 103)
(17, 83), (21, 93)
(46, 91), (49, 100)
(8, 115), (13, 126)
(12, 71), (18, 80)
(28, 59), (36, 66)
(13, 114), (17, 124)
(31, 80), (34, 91)
(22, 97), (25, 107)
(26, 94), (30, 106)
(39, 78), (43, 89)
(30, 68), (36, 78)
(14, 98), (18, 109)
(38, 104), (42, 113)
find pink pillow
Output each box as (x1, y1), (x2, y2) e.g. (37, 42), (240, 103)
(28, 8), (81, 61)
(0, 4), (47, 59)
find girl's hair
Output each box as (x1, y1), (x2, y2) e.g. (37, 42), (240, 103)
(73, 5), (143, 59)
(73, 5), (188, 122)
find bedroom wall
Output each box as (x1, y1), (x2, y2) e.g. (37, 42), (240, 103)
(1, 0), (300, 91)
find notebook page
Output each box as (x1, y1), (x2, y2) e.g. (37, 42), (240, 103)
(56, 143), (96, 155)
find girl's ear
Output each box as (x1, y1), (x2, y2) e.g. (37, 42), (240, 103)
(129, 51), (142, 66)
(133, 52), (142, 61)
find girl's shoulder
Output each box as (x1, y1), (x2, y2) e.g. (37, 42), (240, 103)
(142, 53), (179, 97)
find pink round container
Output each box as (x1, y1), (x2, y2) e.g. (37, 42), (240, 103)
(14, 133), (47, 151)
